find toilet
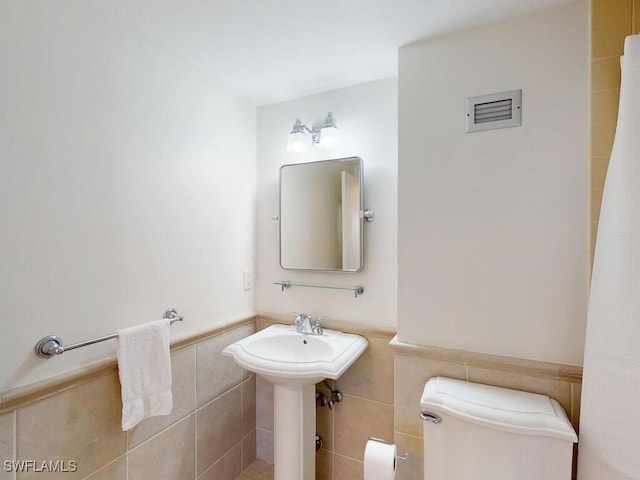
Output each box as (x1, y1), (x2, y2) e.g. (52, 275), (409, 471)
(420, 377), (577, 480)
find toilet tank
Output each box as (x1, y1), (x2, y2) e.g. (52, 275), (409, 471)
(421, 377), (577, 480)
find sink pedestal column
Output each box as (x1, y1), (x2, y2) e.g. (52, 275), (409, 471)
(273, 383), (316, 480)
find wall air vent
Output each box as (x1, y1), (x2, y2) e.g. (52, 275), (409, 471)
(465, 89), (522, 133)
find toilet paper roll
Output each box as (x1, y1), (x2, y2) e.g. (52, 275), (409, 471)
(364, 439), (396, 480)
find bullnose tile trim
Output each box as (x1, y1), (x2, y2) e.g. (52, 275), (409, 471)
(389, 336), (582, 383)
(0, 315), (256, 413)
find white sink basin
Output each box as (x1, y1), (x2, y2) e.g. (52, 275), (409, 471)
(222, 324), (368, 385)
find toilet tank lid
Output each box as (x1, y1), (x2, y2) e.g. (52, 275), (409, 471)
(420, 377), (577, 443)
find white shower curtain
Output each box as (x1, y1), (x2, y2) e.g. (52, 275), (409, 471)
(578, 34), (640, 479)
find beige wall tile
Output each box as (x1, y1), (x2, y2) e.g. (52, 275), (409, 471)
(591, 121), (617, 157)
(255, 376), (273, 431)
(198, 443), (241, 480)
(592, 89), (621, 125)
(255, 428), (273, 464)
(591, 221), (600, 255)
(241, 375), (256, 438)
(196, 328), (245, 408)
(315, 448), (333, 480)
(16, 372), (125, 479)
(335, 334), (394, 404)
(237, 324), (257, 382)
(394, 355), (466, 437)
(590, 0), (633, 262)
(394, 432), (423, 480)
(592, 0), (633, 28)
(571, 382), (582, 433)
(591, 188), (604, 225)
(333, 395), (393, 461)
(333, 453), (362, 480)
(0, 412), (14, 480)
(591, 156), (611, 192)
(316, 383), (334, 452)
(84, 456), (126, 480)
(241, 430), (256, 471)
(196, 386), (241, 475)
(128, 414), (195, 480)
(241, 458), (273, 480)
(128, 344), (196, 448)
(466, 368), (573, 418)
(592, 22), (632, 59)
(592, 57), (622, 91)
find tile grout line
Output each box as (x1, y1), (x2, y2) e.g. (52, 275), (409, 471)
(591, 87), (621, 94)
(339, 392), (394, 407)
(395, 430), (423, 441)
(195, 383), (242, 415)
(125, 411), (197, 455)
(332, 450), (364, 465)
(240, 369), (245, 475)
(331, 392), (335, 478)
(125, 427), (129, 480)
(12, 410), (16, 480)
(82, 454), (127, 480)
(194, 343), (198, 480)
(200, 440), (245, 480)
(570, 383), (575, 426)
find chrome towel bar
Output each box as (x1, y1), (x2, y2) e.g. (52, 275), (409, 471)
(34, 308), (184, 359)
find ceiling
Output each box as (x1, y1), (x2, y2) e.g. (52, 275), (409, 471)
(89, 0), (576, 106)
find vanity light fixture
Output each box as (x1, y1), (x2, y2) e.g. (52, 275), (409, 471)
(286, 112), (339, 154)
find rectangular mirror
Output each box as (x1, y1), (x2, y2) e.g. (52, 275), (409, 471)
(279, 157), (363, 272)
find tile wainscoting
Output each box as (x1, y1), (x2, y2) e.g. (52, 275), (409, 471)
(4, 314), (582, 480)
(391, 338), (583, 480)
(256, 314), (582, 480)
(0, 317), (256, 480)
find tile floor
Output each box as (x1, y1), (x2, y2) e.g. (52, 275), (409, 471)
(235, 459), (274, 480)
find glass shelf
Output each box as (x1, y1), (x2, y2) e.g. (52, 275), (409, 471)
(274, 281), (364, 298)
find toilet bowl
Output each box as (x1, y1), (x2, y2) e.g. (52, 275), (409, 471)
(420, 377), (577, 480)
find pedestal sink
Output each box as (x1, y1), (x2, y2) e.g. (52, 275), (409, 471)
(223, 324), (368, 480)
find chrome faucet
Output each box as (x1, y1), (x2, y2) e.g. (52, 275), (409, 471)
(292, 313), (324, 335)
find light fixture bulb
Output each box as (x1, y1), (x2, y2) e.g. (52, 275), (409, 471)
(318, 112), (339, 148)
(319, 127), (338, 148)
(287, 131), (307, 154)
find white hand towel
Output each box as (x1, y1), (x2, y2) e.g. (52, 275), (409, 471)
(117, 318), (173, 431)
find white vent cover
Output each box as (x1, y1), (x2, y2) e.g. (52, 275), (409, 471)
(466, 89), (522, 133)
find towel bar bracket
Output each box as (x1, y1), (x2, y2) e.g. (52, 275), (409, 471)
(35, 335), (64, 358)
(34, 308), (183, 359)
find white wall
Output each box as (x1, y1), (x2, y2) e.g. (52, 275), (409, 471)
(256, 79), (397, 328)
(0, 0), (256, 391)
(398, 2), (589, 365)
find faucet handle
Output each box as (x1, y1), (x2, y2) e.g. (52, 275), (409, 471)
(291, 312), (312, 325)
(312, 319), (324, 335)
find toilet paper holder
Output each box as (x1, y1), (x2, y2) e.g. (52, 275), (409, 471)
(368, 437), (408, 461)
